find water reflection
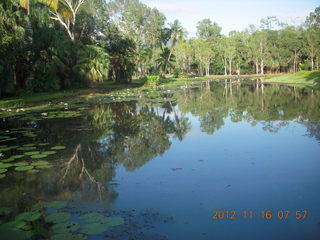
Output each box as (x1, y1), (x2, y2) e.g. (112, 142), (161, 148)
(0, 81), (320, 209)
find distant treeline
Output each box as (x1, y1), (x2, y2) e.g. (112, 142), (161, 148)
(0, 0), (319, 96)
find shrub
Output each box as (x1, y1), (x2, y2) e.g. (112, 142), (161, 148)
(143, 75), (161, 86)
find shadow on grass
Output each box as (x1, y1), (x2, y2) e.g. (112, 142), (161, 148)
(306, 71), (320, 83)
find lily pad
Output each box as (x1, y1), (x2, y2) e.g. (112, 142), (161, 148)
(24, 151), (40, 156)
(27, 169), (40, 174)
(0, 169), (8, 174)
(13, 162), (28, 167)
(78, 213), (105, 223)
(51, 146), (66, 150)
(31, 161), (49, 166)
(36, 164), (52, 169)
(99, 217), (124, 227)
(52, 222), (80, 234)
(42, 151), (56, 155)
(1, 158), (15, 163)
(43, 201), (67, 210)
(15, 166), (34, 171)
(79, 222), (110, 235)
(0, 207), (11, 215)
(45, 213), (71, 223)
(17, 147), (36, 151)
(0, 174), (6, 179)
(2, 220), (26, 230)
(15, 211), (41, 222)
(38, 143), (49, 146)
(22, 144), (35, 147)
(30, 154), (48, 159)
(50, 233), (85, 240)
(11, 155), (24, 160)
(0, 163), (13, 168)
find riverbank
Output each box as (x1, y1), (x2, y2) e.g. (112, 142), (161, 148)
(263, 71), (320, 85)
(0, 72), (312, 110)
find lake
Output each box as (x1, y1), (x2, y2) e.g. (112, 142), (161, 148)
(0, 80), (319, 240)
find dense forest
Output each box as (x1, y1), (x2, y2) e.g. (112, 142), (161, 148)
(0, 0), (319, 97)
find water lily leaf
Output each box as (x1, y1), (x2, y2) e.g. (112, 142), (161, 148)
(99, 217), (124, 227)
(1, 158), (15, 163)
(15, 211), (41, 222)
(24, 151), (40, 156)
(50, 233), (85, 240)
(27, 169), (40, 174)
(38, 143), (49, 146)
(15, 166), (34, 171)
(13, 162), (28, 167)
(45, 213), (71, 223)
(17, 147), (36, 151)
(0, 147), (15, 152)
(0, 163), (13, 168)
(52, 222), (80, 234)
(22, 144), (35, 147)
(51, 146), (66, 150)
(31, 161), (49, 166)
(36, 164), (52, 169)
(0, 207), (11, 215)
(78, 212), (105, 223)
(43, 201), (67, 210)
(0, 169), (8, 174)
(42, 151), (56, 155)
(0, 174), (6, 179)
(30, 154), (48, 159)
(2, 220), (26, 230)
(79, 222), (110, 235)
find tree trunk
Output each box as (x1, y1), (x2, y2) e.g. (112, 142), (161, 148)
(229, 59), (232, 76)
(260, 59), (264, 75)
(255, 62), (259, 74)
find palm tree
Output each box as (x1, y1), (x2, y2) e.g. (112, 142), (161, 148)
(20, 0), (85, 40)
(166, 19), (185, 73)
(156, 47), (176, 74)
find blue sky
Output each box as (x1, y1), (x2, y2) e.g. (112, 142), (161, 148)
(142, 0), (319, 36)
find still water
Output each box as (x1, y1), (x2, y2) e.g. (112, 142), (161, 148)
(0, 81), (320, 240)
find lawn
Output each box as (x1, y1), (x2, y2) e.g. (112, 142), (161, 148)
(264, 71), (320, 84)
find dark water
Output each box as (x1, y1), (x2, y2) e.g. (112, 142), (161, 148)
(0, 81), (320, 240)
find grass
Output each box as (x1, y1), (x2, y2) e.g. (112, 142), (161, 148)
(0, 89), (90, 109)
(264, 71), (320, 84)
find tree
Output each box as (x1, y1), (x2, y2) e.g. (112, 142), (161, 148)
(156, 47), (176, 74)
(196, 18), (221, 42)
(193, 39), (214, 76)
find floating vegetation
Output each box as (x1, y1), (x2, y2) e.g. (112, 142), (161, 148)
(27, 169), (40, 174)
(30, 154), (48, 159)
(42, 151), (56, 155)
(15, 166), (34, 172)
(52, 222), (80, 234)
(0, 169), (8, 174)
(0, 163), (13, 169)
(22, 144), (35, 147)
(45, 213), (71, 224)
(43, 201), (67, 210)
(31, 161), (49, 167)
(17, 147), (36, 151)
(36, 164), (52, 169)
(1, 158), (16, 163)
(78, 213), (104, 223)
(38, 143), (49, 146)
(24, 151), (40, 156)
(11, 155), (24, 160)
(79, 222), (110, 235)
(51, 146), (66, 150)
(13, 162), (28, 167)
(0, 174), (5, 179)
(15, 212), (41, 222)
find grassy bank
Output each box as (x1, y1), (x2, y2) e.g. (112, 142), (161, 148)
(264, 71), (320, 84)
(0, 89), (91, 109)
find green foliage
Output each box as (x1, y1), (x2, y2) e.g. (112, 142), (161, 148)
(143, 75), (162, 85)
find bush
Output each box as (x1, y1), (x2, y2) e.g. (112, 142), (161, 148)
(143, 75), (162, 86)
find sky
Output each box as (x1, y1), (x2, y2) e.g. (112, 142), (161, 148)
(142, 0), (319, 36)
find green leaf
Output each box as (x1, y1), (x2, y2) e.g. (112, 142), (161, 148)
(45, 213), (71, 223)
(0, 163), (13, 168)
(79, 222), (110, 235)
(0, 226), (27, 240)
(50, 233), (85, 240)
(0, 169), (8, 174)
(24, 151), (40, 156)
(0, 207), (11, 216)
(51, 146), (66, 150)
(30, 154), (48, 159)
(31, 161), (49, 166)
(15, 166), (34, 171)
(52, 222), (80, 233)
(78, 212), (104, 223)
(15, 211), (41, 222)
(13, 162), (28, 167)
(43, 201), (67, 210)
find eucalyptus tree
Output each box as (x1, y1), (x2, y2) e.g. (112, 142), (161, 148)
(192, 39), (214, 76)
(174, 40), (193, 73)
(196, 18), (221, 43)
(20, 0), (86, 40)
